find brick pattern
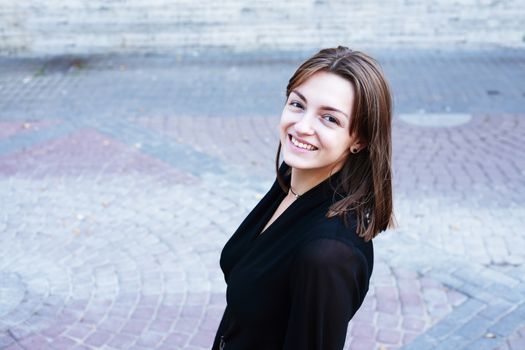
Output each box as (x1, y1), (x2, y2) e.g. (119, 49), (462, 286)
(1, 51), (525, 349)
(1, 0), (525, 55)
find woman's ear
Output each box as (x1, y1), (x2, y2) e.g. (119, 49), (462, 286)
(350, 139), (367, 154)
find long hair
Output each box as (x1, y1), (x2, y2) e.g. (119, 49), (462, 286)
(275, 46), (394, 242)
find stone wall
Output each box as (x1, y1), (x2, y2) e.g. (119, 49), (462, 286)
(0, 0), (524, 56)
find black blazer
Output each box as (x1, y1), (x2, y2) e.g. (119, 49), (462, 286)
(212, 162), (374, 350)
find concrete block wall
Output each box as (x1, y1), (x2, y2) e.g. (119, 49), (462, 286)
(0, 0), (524, 56)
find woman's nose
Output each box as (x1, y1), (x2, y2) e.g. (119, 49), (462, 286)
(294, 113), (316, 134)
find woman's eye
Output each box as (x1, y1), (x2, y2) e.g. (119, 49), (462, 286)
(322, 114), (339, 124)
(289, 101), (303, 109)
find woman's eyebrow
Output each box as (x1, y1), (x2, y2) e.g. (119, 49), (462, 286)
(291, 89), (349, 120)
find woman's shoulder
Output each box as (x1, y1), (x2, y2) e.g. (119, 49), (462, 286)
(297, 213), (374, 274)
(306, 209), (370, 247)
(289, 236), (373, 284)
(293, 237), (365, 266)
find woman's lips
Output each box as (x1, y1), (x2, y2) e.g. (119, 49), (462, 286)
(291, 134), (317, 148)
(288, 134), (318, 152)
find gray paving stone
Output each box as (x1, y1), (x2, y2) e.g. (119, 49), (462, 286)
(486, 283), (525, 304)
(431, 335), (471, 350)
(488, 311), (525, 337)
(454, 315), (495, 340)
(424, 319), (462, 340)
(478, 300), (516, 321)
(400, 333), (439, 350)
(463, 336), (505, 350)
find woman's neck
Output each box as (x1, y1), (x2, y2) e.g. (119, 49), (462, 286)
(289, 166), (340, 196)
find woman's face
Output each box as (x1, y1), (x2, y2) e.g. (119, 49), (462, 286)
(279, 71), (357, 175)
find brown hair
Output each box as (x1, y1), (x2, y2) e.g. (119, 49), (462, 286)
(275, 46), (394, 242)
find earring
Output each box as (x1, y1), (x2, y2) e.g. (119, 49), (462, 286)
(351, 147), (359, 154)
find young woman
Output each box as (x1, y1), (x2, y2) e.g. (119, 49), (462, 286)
(212, 46), (394, 350)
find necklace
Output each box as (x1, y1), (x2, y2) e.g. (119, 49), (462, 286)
(289, 186), (301, 198)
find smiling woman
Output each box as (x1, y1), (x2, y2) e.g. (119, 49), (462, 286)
(212, 46), (394, 350)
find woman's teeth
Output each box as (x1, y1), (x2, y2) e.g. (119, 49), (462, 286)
(291, 135), (317, 151)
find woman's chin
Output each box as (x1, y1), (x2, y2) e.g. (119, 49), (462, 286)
(282, 156), (317, 170)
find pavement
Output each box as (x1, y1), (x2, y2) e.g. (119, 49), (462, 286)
(0, 48), (524, 350)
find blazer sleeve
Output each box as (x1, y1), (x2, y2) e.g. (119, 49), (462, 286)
(282, 238), (371, 350)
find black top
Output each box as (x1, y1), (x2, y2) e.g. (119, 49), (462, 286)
(212, 162), (374, 350)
